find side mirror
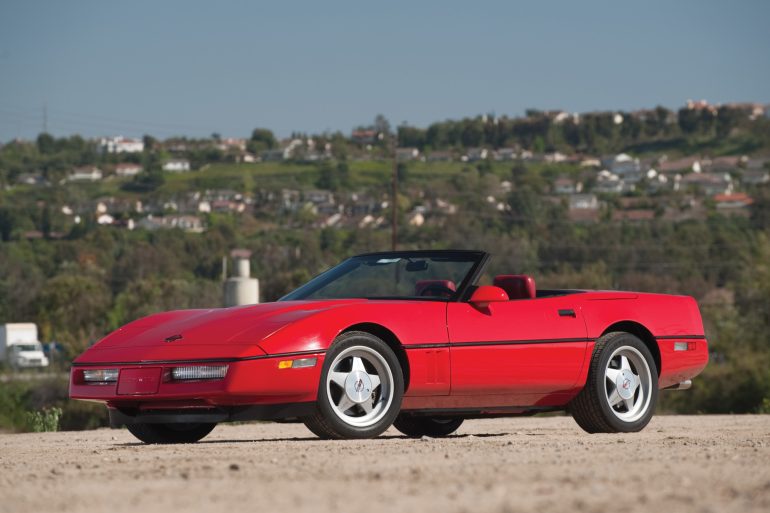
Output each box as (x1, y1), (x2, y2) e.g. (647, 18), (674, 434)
(468, 285), (509, 309)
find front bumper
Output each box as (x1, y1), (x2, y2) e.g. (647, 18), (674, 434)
(69, 352), (326, 411)
(108, 402), (316, 426)
(13, 358), (49, 368)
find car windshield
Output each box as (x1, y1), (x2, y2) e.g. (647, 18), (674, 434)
(281, 251), (485, 301)
(13, 344), (40, 352)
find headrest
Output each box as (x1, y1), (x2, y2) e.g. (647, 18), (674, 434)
(415, 280), (457, 297)
(493, 275), (536, 300)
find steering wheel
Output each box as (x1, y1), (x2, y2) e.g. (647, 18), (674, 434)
(419, 284), (456, 298)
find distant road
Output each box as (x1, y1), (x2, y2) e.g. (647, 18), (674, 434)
(0, 371), (68, 383)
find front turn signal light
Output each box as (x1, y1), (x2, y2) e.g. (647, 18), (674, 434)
(278, 357), (317, 369)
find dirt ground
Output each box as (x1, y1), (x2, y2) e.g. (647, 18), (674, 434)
(1, 415), (768, 513)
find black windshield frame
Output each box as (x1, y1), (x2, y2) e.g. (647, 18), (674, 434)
(280, 250), (489, 302)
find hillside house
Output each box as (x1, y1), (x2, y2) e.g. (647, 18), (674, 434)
(603, 153), (641, 177)
(569, 193), (599, 210)
(680, 172), (732, 195)
(493, 148), (517, 161)
(567, 194), (600, 222)
(15, 173), (46, 186)
(428, 151), (454, 162)
(463, 148), (488, 162)
(215, 138), (247, 152)
(68, 166), (103, 182)
(593, 171), (630, 194)
(658, 156), (701, 174)
(100, 136), (144, 154)
(396, 147), (420, 162)
(704, 155), (744, 172)
(553, 177), (581, 194)
(351, 130), (377, 145)
(544, 152), (568, 163)
(714, 192), (754, 210)
(115, 163), (143, 177)
(742, 170), (769, 186)
(137, 215), (204, 233)
(162, 159), (191, 172)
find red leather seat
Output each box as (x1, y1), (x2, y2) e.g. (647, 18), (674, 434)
(493, 275), (536, 300)
(415, 280), (457, 297)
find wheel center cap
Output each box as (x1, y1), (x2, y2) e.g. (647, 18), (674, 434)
(345, 370), (372, 403)
(616, 369), (636, 400)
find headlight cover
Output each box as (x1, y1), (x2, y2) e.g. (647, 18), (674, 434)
(83, 369), (119, 383)
(171, 365), (228, 381)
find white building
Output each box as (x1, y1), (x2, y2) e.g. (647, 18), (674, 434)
(569, 194), (599, 210)
(162, 159), (191, 172)
(115, 163), (143, 177)
(396, 147), (420, 162)
(463, 148), (488, 162)
(68, 166), (103, 182)
(99, 136), (144, 154)
(137, 215), (204, 232)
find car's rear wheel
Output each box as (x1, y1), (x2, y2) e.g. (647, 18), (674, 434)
(302, 331), (404, 439)
(393, 414), (463, 437)
(569, 332), (658, 433)
(126, 422), (217, 444)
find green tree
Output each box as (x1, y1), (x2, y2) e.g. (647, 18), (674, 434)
(248, 128), (277, 153)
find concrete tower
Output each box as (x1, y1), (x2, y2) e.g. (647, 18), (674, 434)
(223, 249), (259, 307)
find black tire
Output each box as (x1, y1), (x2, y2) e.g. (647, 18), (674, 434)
(302, 331), (404, 439)
(569, 332), (658, 434)
(126, 422), (216, 444)
(393, 414), (464, 438)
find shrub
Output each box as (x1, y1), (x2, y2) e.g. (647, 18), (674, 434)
(25, 407), (62, 432)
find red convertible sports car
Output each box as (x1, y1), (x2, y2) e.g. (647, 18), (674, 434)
(70, 250), (708, 443)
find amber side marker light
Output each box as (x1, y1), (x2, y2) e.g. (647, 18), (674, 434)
(278, 357), (317, 369)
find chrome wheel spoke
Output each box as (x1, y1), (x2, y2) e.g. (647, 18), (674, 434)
(351, 356), (366, 372)
(620, 355), (631, 371)
(623, 397), (635, 411)
(329, 371), (348, 389)
(336, 394), (356, 413)
(607, 387), (622, 406)
(360, 397), (375, 414)
(606, 367), (621, 383)
(369, 373), (381, 390)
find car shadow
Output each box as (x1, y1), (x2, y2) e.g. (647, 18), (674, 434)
(115, 432), (512, 447)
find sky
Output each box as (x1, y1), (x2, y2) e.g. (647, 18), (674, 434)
(0, 0), (769, 141)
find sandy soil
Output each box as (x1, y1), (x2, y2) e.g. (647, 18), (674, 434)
(1, 415), (768, 513)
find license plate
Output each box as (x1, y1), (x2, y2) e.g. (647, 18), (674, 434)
(117, 368), (162, 395)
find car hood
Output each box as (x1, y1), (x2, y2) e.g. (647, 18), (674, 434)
(77, 299), (364, 363)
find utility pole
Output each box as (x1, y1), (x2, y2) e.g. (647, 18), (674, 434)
(42, 101), (48, 133)
(391, 133), (398, 251)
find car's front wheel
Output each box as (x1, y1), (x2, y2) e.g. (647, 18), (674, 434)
(302, 331), (404, 439)
(569, 331), (658, 433)
(126, 422), (217, 444)
(393, 414), (464, 437)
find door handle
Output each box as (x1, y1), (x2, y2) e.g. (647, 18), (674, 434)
(558, 309), (576, 317)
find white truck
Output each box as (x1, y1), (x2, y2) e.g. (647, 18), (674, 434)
(0, 323), (49, 368)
